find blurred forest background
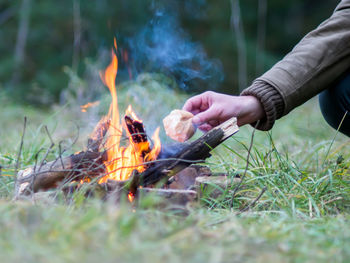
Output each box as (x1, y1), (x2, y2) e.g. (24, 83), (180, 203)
(0, 0), (339, 106)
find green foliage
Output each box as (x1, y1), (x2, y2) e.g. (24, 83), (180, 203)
(0, 0), (339, 103)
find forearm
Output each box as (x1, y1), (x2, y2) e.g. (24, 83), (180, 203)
(241, 0), (350, 130)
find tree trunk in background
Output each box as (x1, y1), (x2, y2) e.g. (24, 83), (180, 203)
(72, 0), (81, 72)
(230, 0), (247, 92)
(0, 7), (15, 26)
(11, 0), (32, 87)
(256, 0), (267, 76)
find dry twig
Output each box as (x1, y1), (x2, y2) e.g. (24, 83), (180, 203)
(230, 121), (259, 209)
(237, 186), (267, 214)
(15, 117), (27, 177)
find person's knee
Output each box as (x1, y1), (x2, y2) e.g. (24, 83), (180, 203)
(319, 89), (339, 130)
(319, 74), (350, 136)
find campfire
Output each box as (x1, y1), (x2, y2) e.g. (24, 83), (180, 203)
(94, 39), (161, 184)
(15, 39), (239, 205)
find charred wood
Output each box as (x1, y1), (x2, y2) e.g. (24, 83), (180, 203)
(14, 151), (105, 199)
(140, 117), (239, 186)
(87, 117), (110, 152)
(124, 115), (148, 143)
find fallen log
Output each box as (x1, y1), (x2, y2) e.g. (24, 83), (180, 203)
(140, 117), (239, 186)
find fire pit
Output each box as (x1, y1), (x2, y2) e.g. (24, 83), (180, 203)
(14, 39), (239, 205)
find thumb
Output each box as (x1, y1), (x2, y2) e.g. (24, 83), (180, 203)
(192, 107), (219, 125)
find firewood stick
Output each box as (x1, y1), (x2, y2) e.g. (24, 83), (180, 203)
(140, 117), (239, 186)
(124, 115), (148, 143)
(87, 117), (110, 152)
(124, 115), (153, 160)
(14, 151), (105, 198)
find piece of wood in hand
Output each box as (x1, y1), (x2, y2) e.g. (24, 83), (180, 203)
(163, 109), (196, 142)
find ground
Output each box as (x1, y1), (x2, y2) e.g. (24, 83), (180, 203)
(0, 80), (349, 262)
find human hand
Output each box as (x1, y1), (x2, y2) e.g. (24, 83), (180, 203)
(182, 91), (265, 131)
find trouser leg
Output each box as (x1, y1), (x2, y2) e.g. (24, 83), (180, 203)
(319, 73), (350, 137)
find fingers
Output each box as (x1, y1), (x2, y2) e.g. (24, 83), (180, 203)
(198, 123), (214, 132)
(183, 95), (204, 113)
(182, 92), (213, 113)
(192, 106), (222, 125)
(182, 92), (264, 132)
(183, 91), (226, 130)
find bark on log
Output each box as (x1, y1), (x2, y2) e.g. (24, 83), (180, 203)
(14, 151), (105, 199)
(87, 117), (110, 152)
(140, 117), (239, 186)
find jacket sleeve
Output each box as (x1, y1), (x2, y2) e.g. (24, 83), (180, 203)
(241, 0), (350, 131)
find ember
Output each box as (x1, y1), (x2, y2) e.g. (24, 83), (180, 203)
(80, 101), (100, 112)
(128, 191), (135, 203)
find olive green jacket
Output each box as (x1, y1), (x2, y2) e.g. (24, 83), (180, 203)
(242, 0), (350, 130)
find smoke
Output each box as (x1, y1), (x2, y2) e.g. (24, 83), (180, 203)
(158, 142), (188, 159)
(128, 5), (223, 90)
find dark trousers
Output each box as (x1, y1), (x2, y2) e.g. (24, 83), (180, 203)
(319, 73), (350, 137)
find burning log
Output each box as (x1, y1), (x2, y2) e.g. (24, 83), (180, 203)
(124, 115), (147, 143)
(87, 117), (110, 152)
(124, 115), (152, 161)
(14, 151), (105, 199)
(140, 117), (239, 186)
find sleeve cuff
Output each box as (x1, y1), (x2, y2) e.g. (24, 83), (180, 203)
(240, 80), (285, 131)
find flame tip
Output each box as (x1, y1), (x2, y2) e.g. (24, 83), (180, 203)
(97, 38), (161, 184)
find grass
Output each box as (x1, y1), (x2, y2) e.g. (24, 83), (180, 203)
(0, 78), (349, 262)
(0, 203), (349, 263)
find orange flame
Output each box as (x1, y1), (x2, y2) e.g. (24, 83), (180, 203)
(97, 38), (161, 184)
(125, 105), (142, 122)
(128, 192), (135, 203)
(81, 101), (100, 112)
